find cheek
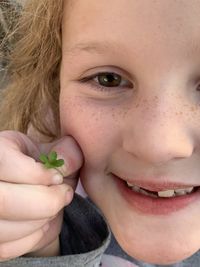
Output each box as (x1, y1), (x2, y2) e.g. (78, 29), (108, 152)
(59, 97), (121, 166)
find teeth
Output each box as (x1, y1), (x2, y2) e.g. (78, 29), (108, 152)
(139, 188), (157, 198)
(132, 185), (140, 192)
(174, 187), (194, 195)
(127, 182), (134, 187)
(126, 181), (194, 198)
(158, 190), (175, 197)
(158, 187), (194, 197)
(174, 189), (185, 196)
(139, 188), (149, 196)
(185, 187), (193, 193)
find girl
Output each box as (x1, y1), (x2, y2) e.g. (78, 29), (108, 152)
(0, 0), (200, 266)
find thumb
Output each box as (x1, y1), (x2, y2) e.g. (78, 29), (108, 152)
(39, 136), (84, 190)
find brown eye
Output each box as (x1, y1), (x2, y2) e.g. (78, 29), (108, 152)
(97, 73), (122, 87)
(79, 71), (134, 93)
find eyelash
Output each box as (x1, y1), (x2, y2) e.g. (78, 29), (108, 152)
(79, 72), (133, 92)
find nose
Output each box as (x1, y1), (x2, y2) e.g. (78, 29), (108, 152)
(123, 97), (193, 165)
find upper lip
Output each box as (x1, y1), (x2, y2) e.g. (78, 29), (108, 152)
(112, 174), (199, 191)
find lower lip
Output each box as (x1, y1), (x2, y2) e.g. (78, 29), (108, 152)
(113, 175), (200, 215)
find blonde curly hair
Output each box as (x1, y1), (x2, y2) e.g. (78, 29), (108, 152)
(0, 0), (64, 141)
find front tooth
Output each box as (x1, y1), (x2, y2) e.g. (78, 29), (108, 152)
(185, 187), (193, 193)
(174, 187), (194, 195)
(174, 189), (186, 196)
(158, 190), (175, 197)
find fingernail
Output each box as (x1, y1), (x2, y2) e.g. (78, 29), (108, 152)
(52, 173), (63, 184)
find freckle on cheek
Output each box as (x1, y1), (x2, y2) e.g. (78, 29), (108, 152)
(90, 112), (100, 122)
(110, 106), (130, 121)
(190, 106), (198, 112)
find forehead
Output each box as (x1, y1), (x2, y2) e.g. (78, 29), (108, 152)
(62, 0), (200, 62)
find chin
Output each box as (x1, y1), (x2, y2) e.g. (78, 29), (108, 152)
(115, 234), (199, 265)
(123, 245), (198, 265)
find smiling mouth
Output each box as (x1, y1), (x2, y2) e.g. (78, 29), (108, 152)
(112, 174), (200, 215)
(125, 181), (199, 198)
(111, 173), (200, 199)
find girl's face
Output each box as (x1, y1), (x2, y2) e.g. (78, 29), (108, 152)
(60, 0), (200, 264)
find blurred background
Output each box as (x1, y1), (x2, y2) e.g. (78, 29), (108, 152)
(0, 0), (22, 88)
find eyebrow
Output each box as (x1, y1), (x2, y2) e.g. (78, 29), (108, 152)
(64, 41), (123, 57)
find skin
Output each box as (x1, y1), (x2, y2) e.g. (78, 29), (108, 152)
(59, 0), (200, 264)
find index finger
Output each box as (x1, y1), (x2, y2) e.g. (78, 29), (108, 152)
(0, 132), (62, 185)
(0, 148), (61, 185)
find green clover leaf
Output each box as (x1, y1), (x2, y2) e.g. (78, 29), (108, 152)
(39, 151), (65, 176)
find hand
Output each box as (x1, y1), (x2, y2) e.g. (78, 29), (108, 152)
(0, 130), (83, 261)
